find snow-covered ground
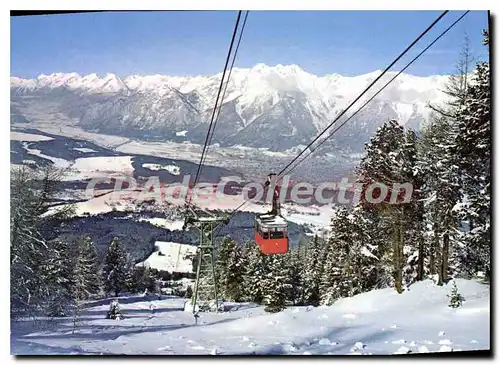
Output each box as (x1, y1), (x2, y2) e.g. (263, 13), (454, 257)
(137, 241), (197, 273)
(15, 122), (130, 150)
(73, 147), (97, 153)
(283, 204), (335, 235)
(45, 190), (137, 216)
(143, 163), (180, 176)
(23, 143), (73, 169)
(10, 121), (293, 180)
(63, 156), (134, 181)
(137, 217), (184, 231)
(10, 131), (54, 142)
(46, 182), (336, 235)
(11, 279), (489, 355)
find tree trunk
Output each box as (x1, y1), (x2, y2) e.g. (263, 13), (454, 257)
(440, 232), (450, 284)
(394, 216), (404, 294)
(429, 221), (439, 276)
(417, 221), (425, 281)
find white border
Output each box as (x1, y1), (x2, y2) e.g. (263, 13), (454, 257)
(3, 2), (496, 365)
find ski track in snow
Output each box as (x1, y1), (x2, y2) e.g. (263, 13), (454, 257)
(11, 279), (490, 355)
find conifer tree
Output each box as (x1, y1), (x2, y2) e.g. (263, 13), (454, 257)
(103, 237), (130, 297)
(451, 31), (490, 279)
(130, 265), (157, 293)
(262, 255), (289, 313)
(10, 166), (74, 315)
(419, 113), (461, 285)
(447, 281), (465, 308)
(357, 120), (417, 292)
(302, 235), (322, 306)
(224, 243), (245, 302)
(285, 246), (304, 305)
(319, 207), (373, 304)
(215, 236), (235, 296)
(242, 240), (267, 304)
(70, 236), (102, 301)
(43, 239), (74, 316)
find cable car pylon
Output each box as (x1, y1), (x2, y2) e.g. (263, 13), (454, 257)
(183, 207), (229, 315)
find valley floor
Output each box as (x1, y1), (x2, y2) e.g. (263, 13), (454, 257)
(11, 279), (490, 355)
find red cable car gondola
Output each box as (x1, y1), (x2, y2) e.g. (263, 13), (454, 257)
(254, 173), (289, 255)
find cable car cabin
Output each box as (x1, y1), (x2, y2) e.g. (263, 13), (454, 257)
(254, 214), (289, 255)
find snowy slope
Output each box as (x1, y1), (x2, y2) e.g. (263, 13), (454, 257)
(11, 279), (489, 355)
(63, 156), (135, 181)
(137, 241), (197, 273)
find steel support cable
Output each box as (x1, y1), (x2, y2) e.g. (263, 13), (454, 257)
(279, 11), (470, 179)
(189, 11), (243, 200)
(212, 10), (454, 225)
(198, 10), (250, 240)
(181, 11), (244, 256)
(187, 12), (249, 244)
(200, 11), (250, 169)
(276, 10), (450, 178)
(210, 10), (455, 236)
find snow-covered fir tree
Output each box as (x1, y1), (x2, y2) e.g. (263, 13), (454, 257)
(106, 299), (124, 320)
(285, 245), (305, 305)
(103, 237), (131, 297)
(453, 34), (490, 279)
(302, 235), (323, 306)
(419, 116), (462, 285)
(348, 207), (380, 292)
(241, 240), (267, 304)
(319, 206), (377, 305)
(356, 120), (420, 293)
(129, 265), (157, 294)
(68, 236), (102, 319)
(223, 241), (245, 302)
(215, 236), (234, 283)
(261, 254), (290, 313)
(10, 165), (74, 315)
(401, 129), (426, 285)
(43, 239), (74, 317)
(319, 238), (342, 306)
(447, 281), (465, 308)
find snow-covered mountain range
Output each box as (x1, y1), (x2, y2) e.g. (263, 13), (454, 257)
(11, 64), (450, 152)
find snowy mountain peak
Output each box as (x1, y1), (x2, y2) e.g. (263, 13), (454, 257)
(251, 63), (270, 72)
(11, 72), (129, 94)
(11, 65), (452, 152)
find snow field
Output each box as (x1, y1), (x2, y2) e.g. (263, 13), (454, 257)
(137, 218), (184, 231)
(11, 279), (489, 355)
(10, 131), (54, 142)
(73, 147), (97, 153)
(142, 163), (180, 176)
(24, 145), (73, 169)
(137, 242), (197, 273)
(64, 156), (135, 181)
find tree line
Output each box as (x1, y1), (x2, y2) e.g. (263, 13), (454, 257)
(10, 166), (157, 318)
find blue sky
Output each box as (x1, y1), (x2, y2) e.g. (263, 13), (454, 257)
(11, 10), (489, 78)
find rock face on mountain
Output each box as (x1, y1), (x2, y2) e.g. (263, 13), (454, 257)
(11, 64), (449, 152)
